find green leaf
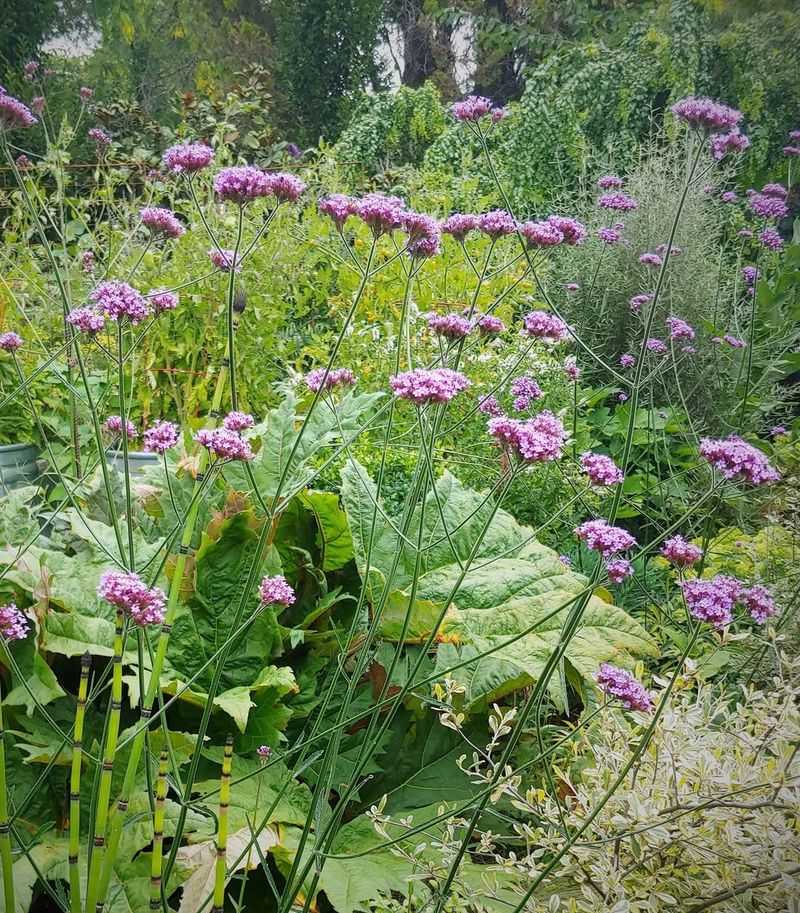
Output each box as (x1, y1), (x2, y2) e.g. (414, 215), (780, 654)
(300, 489), (354, 571)
(42, 612), (116, 657)
(5, 652), (66, 716)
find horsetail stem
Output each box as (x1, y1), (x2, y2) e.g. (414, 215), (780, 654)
(85, 610), (125, 913)
(69, 652), (91, 913)
(212, 736), (234, 913)
(149, 751), (169, 913)
(0, 686), (15, 913)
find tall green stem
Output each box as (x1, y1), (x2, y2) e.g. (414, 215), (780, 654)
(149, 751), (168, 913)
(68, 652), (91, 913)
(212, 737), (233, 913)
(0, 688), (15, 913)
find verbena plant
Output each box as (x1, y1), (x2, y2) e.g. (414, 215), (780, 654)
(0, 77), (795, 913)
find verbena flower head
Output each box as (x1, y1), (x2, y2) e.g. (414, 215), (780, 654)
(209, 248), (242, 272)
(407, 235), (441, 258)
(214, 165), (271, 203)
(477, 209), (516, 239)
(596, 663), (651, 711)
(656, 243), (682, 258)
(721, 190), (738, 203)
(519, 220), (563, 247)
(523, 310), (569, 342)
(223, 411), (255, 432)
(771, 425), (787, 438)
(547, 215), (587, 245)
(758, 227), (783, 251)
(580, 452), (624, 486)
(699, 435), (779, 485)
(742, 265), (759, 285)
(143, 420), (179, 454)
(163, 142), (214, 173)
(488, 411), (567, 463)
(617, 392), (629, 402)
(90, 281), (149, 324)
(451, 95), (493, 122)
(629, 293), (652, 313)
(390, 368), (470, 405)
(0, 331), (23, 351)
(738, 228), (753, 239)
(558, 554), (572, 567)
(98, 570), (166, 627)
(646, 338), (668, 355)
(318, 194), (358, 227)
(402, 211), (440, 241)
(490, 106), (508, 123)
(722, 334), (746, 348)
(606, 558), (634, 584)
(741, 585), (775, 624)
(0, 93), (37, 129)
(194, 427), (254, 461)
(563, 356), (580, 380)
(140, 206), (184, 238)
(671, 96), (742, 133)
(81, 250), (95, 273)
(478, 395), (502, 417)
(619, 353), (635, 368)
(477, 314), (505, 335)
(79, 86), (93, 101)
(761, 183), (788, 198)
(680, 575), (742, 628)
(259, 575), (296, 606)
(356, 193), (405, 236)
(427, 312), (472, 340)
(710, 129), (750, 160)
(598, 192), (638, 211)
(442, 213), (479, 242)
(565, 282), (580, 292)
(148, 290), (179, 314)
(748, 192), (788, 221)
(597, 175), (624, 189)
(305, 367), (357, 392)
(30, 94), (45, 115)
(666, 316), (695, 341)
(257, 744), (272, 760)
(67, 306), (105, 333)
(575, 519), (636, 557)
(639, 252), (662, 267)
(784, 145), (800, 156)
(0, 602), (29, 641)
(24, 61), (39, 80)
(88, 127), (111, 148)
(103, 415), (138, 439)
(267, 172), (305, 202)
(15, 152), (32, 169)
(510, 375), (543, 411)
(661, 535), (703, 568)
(597, 226), (623, 245)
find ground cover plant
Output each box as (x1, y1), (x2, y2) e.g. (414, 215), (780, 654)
(0, 54), (799, 913)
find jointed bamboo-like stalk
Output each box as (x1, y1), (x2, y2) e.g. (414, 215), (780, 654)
(69, 652), (91, 913)
(0, 688), (15, 913)
(212, 736), (234, 913)
(149, 751), (169, 912)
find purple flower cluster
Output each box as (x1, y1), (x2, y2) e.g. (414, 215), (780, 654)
(510, 375), (543, 411)
(90, 281), (149, 324)
(67, 307), (105, 333)
(356, 193), (406, 236)
(477, 209), (517, 239)
(401, 212), (441, 257)
(671, 96), (742, 133)
(97, 570), (166, 627)
(748, 191), (788, 221)
(140, 206), (184, 238)
(741, 585), (776, 624)
(629, 293), (652, 313)
(103, 415), (138, 439)
(214, 165), (271, 203)
(596, 663), (652, 712)
(390, 368), (470, 405)
(223, 411), (255, 432)
(580, 452), (624, 486)
(318, 194), (359, 227)
(710, 129), (750, 161)
(143, 420), (179, 454)
(646, 338), (668, 355)
(742, 265), (759, 286)
(619, 353), (635, 368)
(305, 367), (357, 393)
(680, 575), (742, 628)
(194, 427), (254, 461)
(88, 127), (111, 149)
(605, 558), (633, 584)
(547, 216), (587, 245)
(442, 213), (478, 242)
(209, 248), (242, 272)
(0, 602), (29, 641)
(81, 250), (95, 273)
(661, 535), (703, 568)
(699, 436), (780, 485)
(597, 175), (624, 189)
(523, 310), (569, 342)
(0, 91), (37, 130)
(487, 411), (567, 463)
(269, 173), (306, 202)
(450, 95), (505, 122)
(721, 190), (738, 203)
(79, 86), (93, 101)
(563, 356), (580, 381)
(639, 252), (662, 268)
(148, 290), (179, 314)
(666, 316), (695, 341)
(0, 331), (23, 351)
(598, 192), (638, 211)
(519, 220), (563, 247)
(478, 395), (502, 417)
(477, 314), (505, 335)
(16, 152), (32, 168)
(259, 575), (296, 606)
(758, 227), (783, 251)
(427, 312), (472, 340)
(575, 519), (636, 557)
(597, 226), (623, 245)
(162, 142), (214, 173)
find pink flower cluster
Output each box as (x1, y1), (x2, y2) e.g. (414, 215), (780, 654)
(148, 290), (179, 313)
(580, 452), (624, 486)
(478, 395), (502, 417)
(427, 312), (472, 340)
(680, 575), (773, 628)
(223, 411), (255, 432)
(619, 353), (635, 368)
(710, 129), (750, 160)
(699, 436), (780, 485)
(451, 95), (505, 123)
(442, 214), (478, 241)
(356, 193), (406, 236)
(0, 331), (23, 351)
(103, 415), (138, 439)
(305, 367), (357, 393)
(162, 142), (215, 173)
(523, 310), (569, 342)
(70, 281), (151, 327)
(639, 252), (662, 267)
(646, 338), (668, 355)
(143, 420), (179, 454)
(81, 250), (95, 273)
(596, 663), (652, 712)
(598, 192), (638, 211)
(195, 426), (254, 461)
(390, 368), (470, 405)
(97, 570), (166, 627)
(88, 127), (111, 148)
(318, 194), (359, 227)
(661, 535), (703, 567)
(606, 558), (633, 584)
(548, 216), (587, 245)
(575, 519), (636, 557)
(759, 227), (783, 251)
(403, 212), (441, 257)
(477, 209), (517, 239)
(563, 356), (580, 381)
(140, 206), (185, 238)
(0, 91), (37, 130)
(0, 602), (29, 641)
(208, 248), (242, 272)
(666, 316), (695, 341)
(510, 375), (543, 411)
(629, 293), (652, 312)
(488, 411), (567, 462)
(597, 226), (623, 245)
(519, 220), (563, 247)
(259, 575), (296, 606)
(741, 585), (776, 624)
(477, 314), (505, 335)
(67, 307), (106, 333)
(597, 175), (624, 189)
(671, 96), (742, 133)
(747, 190), (788, 221)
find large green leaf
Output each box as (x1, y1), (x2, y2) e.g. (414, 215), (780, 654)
(300, 489), (354, 571)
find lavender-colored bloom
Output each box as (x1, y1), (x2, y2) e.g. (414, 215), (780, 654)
(390, 368), (470, 405)
(723, 334), (746, 348)
(0, 332), (23, 352)
(318, 194), (358, 227)
(580, 452), (624, 486)
(617, 392), (628, 402)
(606, 558), (634, 584)
(0, 602), (29, 641)
(790, 130), (800, 142)
(741, 585), (776, 624)
(143, 420), (179, 454)
(721, 190), (738, 203)
(15, 153), (31, 170)
(103, 415), (138, 439)
(259, 575), (296, 606)
(67, 306), (105, 333)
(783, 146), (800, 157)
(748, 192), (788, 220)
(575, 519), (636, 557)
(257, 744), (272, 760)
(510, 375), (543, 411)
(523, 310), (569, 342)
(23, 61), (39, 80)
(305, 367), (356, 393)
(427, 312), (472, 340)
(598, 192), (638, 211)
(761, 183), (788, 198)
(661, 535), (703, 568)
(477, 209), (516, 239)
(0, 93), (37, 130)
(639, 252), (662, 267)
(148, 290), (179, 314)
(477, 314), (505, 335)
(699, 435), (780, 485)
(140, 206), (185, 238)
(558, 554), (572, 567)
(619, 353), (635, 368)
(655, 243), (682, 257)
(629, 293), (653, 313)
(88, 127), (110, 148)
(738, 228), (753, 239)
(214, 165), (271, 203)
(79, 86), (94, 101)
(194, 427), (254, 461)
(402, 211), (439, 241)
(478, 395), (502, 417)
(547, 215), (587, 245)
(710, 129), (750, 160)
(209, 248), (242, 272)
(666, 316), (695, 341)
(488, 411), (567, 463)
(30, 96), (44, 115)
(163, 142), (214, 173)
(646, 338), (668, 355)
(597, 226), (622, 245)
(490, 106), (508, 123)
(771, 425), (787, 438)
(442, 213), (479, 242)
(565, 282), (580, 292)
(98, 570), (166, 627)
(597, 175), (624, 189)
(356, 193), (405, 236)
(671, 96), (742, 133)
(90, 281), (149, 324)
(267, 172), (306, 202)
(596, 663), (651, 712)
(408, 234), (441, 258)
(451, 95), (493, 122)
(519, 219), (563, 247)
(563, 356), (580, 381)
(82, 250), (95, 273)
(680, 575), (742, 629)
(759, 227), (784, 251)
(742, 266), (759, 285)
(223, 411), (255, 432)
(681, 345), (697, 355)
